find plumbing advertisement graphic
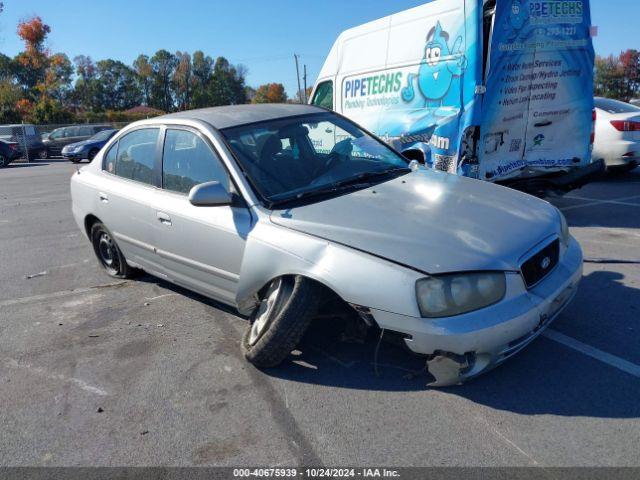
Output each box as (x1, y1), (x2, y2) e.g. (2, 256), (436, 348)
(340, 0), (593, 182)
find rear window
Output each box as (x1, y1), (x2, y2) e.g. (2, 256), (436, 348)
(595, 98), (640, 114)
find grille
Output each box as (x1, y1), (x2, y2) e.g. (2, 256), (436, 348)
(520, 239), (559, 288)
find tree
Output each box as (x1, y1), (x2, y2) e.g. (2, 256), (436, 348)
(173, 51), (193, 110)
(191, 50), (213, 108)
(38, 53), (73, 102)
(133, 54), (153, 106)
(150, 49), (177, 111)
(14, 16), (50, 96)
(94, 59), (141, 110)
(595, 50), (640, 101)
(0, 80), (23, 123)
(253, 83), (287, 104)
(208, 57), (247, 106)
(72, 55), (97, 109)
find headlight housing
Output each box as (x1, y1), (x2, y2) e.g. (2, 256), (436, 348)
(558, 209), (569, 247)
(416, 272), (506, 318)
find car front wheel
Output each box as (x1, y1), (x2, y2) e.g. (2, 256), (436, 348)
(88, 148), (99, 161)
(0, 154), (8, 168)
(38, 149), (48, 160)
(90, 222), (137, 278)
(242, 276), (322, 368)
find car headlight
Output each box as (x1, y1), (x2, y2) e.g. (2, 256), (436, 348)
(558, 209), (569, 247)
(416, 272), (506, 318)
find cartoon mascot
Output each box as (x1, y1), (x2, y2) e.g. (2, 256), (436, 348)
(401, 21), (467, 109)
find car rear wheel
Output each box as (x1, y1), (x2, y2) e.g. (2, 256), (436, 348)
(38, 149), (48, 160)
(90, 222), (137, 279)
(242, 276), (322, 368)
(88, 148), (99, 161)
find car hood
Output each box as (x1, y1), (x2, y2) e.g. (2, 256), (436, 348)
(270, 169), (560, 274)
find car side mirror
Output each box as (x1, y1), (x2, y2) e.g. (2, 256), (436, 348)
(188, 181), (232, 207)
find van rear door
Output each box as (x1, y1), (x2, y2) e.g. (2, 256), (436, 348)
(479, 0), (594, 181)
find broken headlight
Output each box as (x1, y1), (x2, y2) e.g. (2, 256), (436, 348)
(416, 272), (506, 318)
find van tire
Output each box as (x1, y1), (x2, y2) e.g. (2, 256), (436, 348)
(90, 222), (137, 279)
(242, 276), (322, 368)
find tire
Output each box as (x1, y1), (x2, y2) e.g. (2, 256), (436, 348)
(608, 162), (638, 174)
(88, 148), (99, 161)
(90, 222), (137, 279)
(0, 154), (7, 168)
(38, 149), (48, 160)
(70, 158), (82, 164)
(242, 276), (323, 368)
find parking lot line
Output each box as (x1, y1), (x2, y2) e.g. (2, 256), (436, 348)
(0, 282), (128, 308)
(560, 194), (640, 211)
(543, 329), (640, 378)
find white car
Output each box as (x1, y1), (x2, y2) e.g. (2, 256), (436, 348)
(593, 97), (640, 172)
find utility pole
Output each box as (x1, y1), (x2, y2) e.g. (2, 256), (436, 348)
(303, 64), (308, 103)
(294, 54), (302, 104)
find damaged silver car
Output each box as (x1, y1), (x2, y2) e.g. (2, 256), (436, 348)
(70, 104), (582, 386)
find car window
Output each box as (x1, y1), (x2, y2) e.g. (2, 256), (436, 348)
(595, 98), (640, 114)
(114, 128), (159, 185)
(64, 127), (79, 138)
(162, 129), (229, 194)
(104, 143), (117, 174)
(77, 126), (94, 136)
(49, 128), (64, 140)
(222, 112), (408, 203)
(311, 81), (333, 110)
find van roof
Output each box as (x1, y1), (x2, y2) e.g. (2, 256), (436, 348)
(160, 104), (326, 129)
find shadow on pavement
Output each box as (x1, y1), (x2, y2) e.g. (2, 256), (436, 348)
(128, 258), (640, 417)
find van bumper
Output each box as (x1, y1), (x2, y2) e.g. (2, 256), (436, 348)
(499, 159), (605, 195)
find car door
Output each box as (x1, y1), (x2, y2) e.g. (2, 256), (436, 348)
(47, 128), (67, 155)
(98, 127), (164, 276)
(151, 126), (253, 305)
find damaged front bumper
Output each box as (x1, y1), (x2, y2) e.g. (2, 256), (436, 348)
(369, 236), (583, 386)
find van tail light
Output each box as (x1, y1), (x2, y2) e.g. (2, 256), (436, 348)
(590, 109), (596, 145)
(610, 120), (640, 132)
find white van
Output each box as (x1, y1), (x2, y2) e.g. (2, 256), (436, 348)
(310, 0), (603, 193)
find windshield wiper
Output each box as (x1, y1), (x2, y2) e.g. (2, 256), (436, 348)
(268, 167), (410, 209)
(332, 167), (410, 188)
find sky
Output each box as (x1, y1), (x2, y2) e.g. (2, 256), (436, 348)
(0, 0), (637, 97)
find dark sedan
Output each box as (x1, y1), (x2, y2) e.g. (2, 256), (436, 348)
(0, 139), (22, 168)
(62, 129), (119, 163)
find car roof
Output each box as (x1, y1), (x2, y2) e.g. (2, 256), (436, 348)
(159, 104), (326, 130)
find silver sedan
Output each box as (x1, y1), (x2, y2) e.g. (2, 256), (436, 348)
(70, 104), (582, 386)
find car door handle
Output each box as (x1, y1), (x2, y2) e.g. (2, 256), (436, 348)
(157, 212), (172, 226)
(99, 192), (109, 203)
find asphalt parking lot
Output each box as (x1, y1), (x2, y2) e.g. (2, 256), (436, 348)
(1, 159), (639, 467)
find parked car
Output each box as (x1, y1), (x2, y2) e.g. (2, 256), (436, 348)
(0, 124), (48, 159)
(43, 124), (112, 157)
(70, 104), (582, 386)
(0, 139), (22, 167)
(62, 129), (119, 163)
(593, 97), (640, 173)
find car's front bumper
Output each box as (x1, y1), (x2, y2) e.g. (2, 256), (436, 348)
(62, 151), (84, 160)
(370, 236), (583, 386)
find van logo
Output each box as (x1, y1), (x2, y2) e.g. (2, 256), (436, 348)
(540, 256), (551, 270)
(401, 21), (467, 108)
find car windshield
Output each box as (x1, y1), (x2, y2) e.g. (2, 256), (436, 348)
(595, 98), (640, 114)
(221, 112), (409, 206)
(89, 129), (117, 142)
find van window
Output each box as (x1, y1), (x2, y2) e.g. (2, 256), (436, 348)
(114, 128), (159, 185)
(162, 129), (228, 194)
(311, 81), (333, 110)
